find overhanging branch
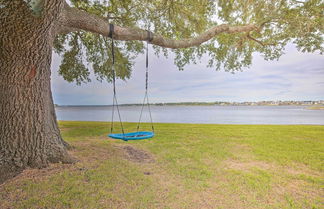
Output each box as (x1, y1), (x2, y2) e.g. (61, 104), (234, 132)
(56, 3), (259, 49)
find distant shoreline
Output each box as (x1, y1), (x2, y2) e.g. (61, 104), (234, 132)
(55, 101), (324, 108)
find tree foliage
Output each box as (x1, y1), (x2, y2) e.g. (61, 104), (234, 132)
(54, 0), (324, 84)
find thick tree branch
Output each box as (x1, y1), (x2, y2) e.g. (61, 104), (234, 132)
(57, 4), (258, 49)
(54, 25), (80, 35)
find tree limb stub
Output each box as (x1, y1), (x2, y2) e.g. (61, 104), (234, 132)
(247, 33), (265, 47)
(57, 4), (258, 49)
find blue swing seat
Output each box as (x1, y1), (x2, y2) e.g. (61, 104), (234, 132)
(108, 131), (154, 141)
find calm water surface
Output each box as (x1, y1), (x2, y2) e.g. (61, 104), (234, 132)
(55, 105), (324, 125)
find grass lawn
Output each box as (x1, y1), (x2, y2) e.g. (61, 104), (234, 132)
(1, 121), (323, 208)
(307, 105), (324, 110)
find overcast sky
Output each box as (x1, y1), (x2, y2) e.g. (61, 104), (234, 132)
(51, 44), (324, 105)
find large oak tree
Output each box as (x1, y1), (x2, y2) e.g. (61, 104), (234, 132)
(0, 0), (323, 183)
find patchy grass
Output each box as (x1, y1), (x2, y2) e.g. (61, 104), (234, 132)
(0, 121), (323, 208)
(306, 105), (324, 110)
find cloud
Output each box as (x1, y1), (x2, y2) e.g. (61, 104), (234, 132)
(51, 44), (324, 105)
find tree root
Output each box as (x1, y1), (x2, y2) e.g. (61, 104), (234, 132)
(0, 163), (23, 185)
(0, 149), (76, 185)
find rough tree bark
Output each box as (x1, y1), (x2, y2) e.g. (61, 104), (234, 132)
(0, 0), (75, 184)
(0, 0), (259, 184)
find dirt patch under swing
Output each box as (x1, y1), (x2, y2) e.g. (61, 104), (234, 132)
(121, 145), (155, 163)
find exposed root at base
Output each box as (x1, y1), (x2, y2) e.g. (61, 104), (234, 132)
(0, 152), (77, 185)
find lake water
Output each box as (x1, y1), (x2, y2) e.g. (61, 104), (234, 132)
(55, 105), (324, 125)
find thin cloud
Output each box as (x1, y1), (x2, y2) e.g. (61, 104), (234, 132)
(51, 44), (324, 105)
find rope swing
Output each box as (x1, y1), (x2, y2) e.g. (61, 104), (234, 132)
(108, 24), (155, 141)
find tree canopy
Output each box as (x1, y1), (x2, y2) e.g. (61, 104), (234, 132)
(52, 0), (324, 85)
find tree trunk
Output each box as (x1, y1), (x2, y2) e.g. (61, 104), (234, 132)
(0, 0), (74, 184)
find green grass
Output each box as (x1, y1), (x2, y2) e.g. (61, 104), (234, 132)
(1, 121), (323, 208)
(307, 105), (324, 110)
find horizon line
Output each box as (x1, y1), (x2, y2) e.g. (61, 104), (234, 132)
(55, 100), (324, 106)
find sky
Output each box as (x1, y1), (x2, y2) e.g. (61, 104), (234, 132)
(51, 44), (324, 105)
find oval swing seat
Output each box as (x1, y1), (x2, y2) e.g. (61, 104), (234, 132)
(108, 131), (154, 141)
